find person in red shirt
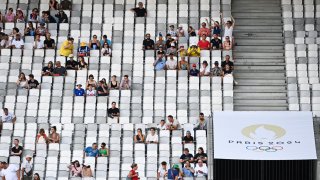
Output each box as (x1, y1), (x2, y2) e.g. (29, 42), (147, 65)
(197, 22), (211, 36)
(127, 163), (139, 180)
(197, 34), (210, 50)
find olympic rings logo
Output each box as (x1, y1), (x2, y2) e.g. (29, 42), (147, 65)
(246, 146), (283, 152)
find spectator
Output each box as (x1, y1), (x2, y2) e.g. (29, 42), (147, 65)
(153, 52), (166, 70)
(168, 25), (177, 37)
(44, 32), (55, 49)
(194, 147), (208, 164)
(42, 61), (54, 76)
(166, 115), (180, 130)
(33, 173), (40, 180)
(189, 64), (199, 76)
(157, 119), (167, 130)
(10, 34), (24, 49)
(89, 34), (100, 50)
(182, 161), (195, 177)
(84, 143), (99, 157)
(0, 35), (11, 48)
(199, 61), (210, 76)
(74, 84), (85, 96)
(222, 64), (233, 77)
(86, 75), (97, 90)
(82, 164), (93, 178)
(86, 84), (96, 96)
(99, 142), (108, 157)
(36, 22), (48, 36)
(177, 25), (186, 37)
(68, 160), (82, 177)
(0, 12), (4, 23)
(166, 53), (177, 70)
(222, 14), (235, 42)
(198, 22), (210, 36)
(49, 0), (59, 10)
(27, 74), (40, 89)
(100, 34), (111, 46)
(9, 27), (20, 39)
(78, 42), (90, 57)
(167, 164), (181, 180)
(60, 37), (74, 62)
(178, 56), (189, 71)
(165, 34), (176, 48)
(179, 148), (194, 164)
(48, 126), (60, 143)
(52, 61), (67, 76)
(134, 128), (145, 143)
(177, 45), (187, 58)
(107, 101), (120, 119)
(157, 45), (166, 55)
(101, 78), (108, 89)
(0, 161), (20, 180)
(66, 54), (78, 70)
(183, 131), (194, 144)
(33, 34), (44, 49)
(155, 34), (165, 49)
(36, 128), (48, 143)
(194, 160), (208, 177)
(15, 8), (25, 23)
(16, 72), (28, 88)
(101, 43), (112, 57)
(55, 10), (68, 23)
(221, 55), (234, 71)
(198, 34), (210, 50)
(223, 36), (232, 50)
(130, 2), (147, 17)
(59, 0), (72, 10)
(5, 8), (15, 22)
(42, 11), (56, 23)
(211, 61), (222, 77)
(78, 56), (88, 70)
(157, 161), (168, 179)
(206, 18), (221, 36)
(120, 75), (131, 90)
(187, 44), (200, 57)
(142, 33), (154, 50)
(211, 33), (222, 50)
(28, 8), (40, 22)
(97, 80), (109, 96)
(11, 139), (23, 157)
(166, 45), (177, 56)
(188, 26), (196, 37)
(145, 127), (158, 144)
(21, 155), (33, 180)
(108, 75), (119, 90)
(24, 22), (36, 36)
(194, 113), (207, 130)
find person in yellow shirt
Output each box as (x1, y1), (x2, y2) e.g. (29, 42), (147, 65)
(60, 37), (74, 63)
(187, 44), (201, 57)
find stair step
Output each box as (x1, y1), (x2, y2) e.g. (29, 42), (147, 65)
(236, 39), (283, 45)
(232, 2), (281, 6)
(234, 92), (287, 98)
(234, 89), (287, 93)
(234, 62), (285, 66)
(235, 65), (285, 70)
(234, 72), (285, 77)
(234, 58), (285, 63)
(232, 9), (281, 13)
(233, 12), (282, 18)
(235, 19), (282, 26)
(233, 52), (284, 57)
(234, 85), (286, 90)
(236, 25), (282, 30)
(234, 99), (287, 104)
(234, 106), (288, 111)
(232, 7), (281, 11)
(234, 32), (283, 37)
(234, 46), (284, 51)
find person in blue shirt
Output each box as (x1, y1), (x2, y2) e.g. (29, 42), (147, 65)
(77, 42), (90, 57)
(84, 143), (99, 157)
(190, 64), (200, 76)
(74, 84), (85, 96)
(100, 35), (112, 46)
(167, 164), (181, 180)
(153, 52), (166, 70)
(182, 161), (195, 177)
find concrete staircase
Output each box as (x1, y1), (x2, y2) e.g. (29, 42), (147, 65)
(232, 0), (289, 111)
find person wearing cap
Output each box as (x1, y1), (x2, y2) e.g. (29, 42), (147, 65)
(100, 34), (112, 47)
(211, 61), (222, 77)
(194, 113), (207, 130)
(77, 41), (90, 57)
(33, 34), (44, 49)
(198, 34), (211, 50)
(211, 33), (222, 50)
(142, 33), (154, 50)
(183, 130), (194, 144)
(166, 53), (177, 70)
(157, 119), (167, 130)
(166, 115), (180, 130)
(178, 56), (189, 70)
(157, 45), (166, 55)
(198, 22), (211, 36)
(194, 160), (208, 177)
(157, 161), (168, 178)
(44, 32), (55, 49)
(130, 2), (147, 17)
(189, 64), (199, 76)
(177, 45), (187, 58)
(15, 8), (25, 23)
(0, 161), (20, 180)
(153, 52), (166, 71)
(52, 61), (67, 76)
(36, 22), (48, 36)
(177, 25), (186, 37)
(167, 164), (182, 180)
(199, 61), (210, 76)
(60, 37), (74, 63)
(10, 34), (24, 49)
(66, 54), (79, 70)
(155, 35), (165, 50)
(27, 74), (40, 89)
(179, 148), (194, 164)
(74, 84), (85, 96)
(145, 127), (158, 144)
(167, 25), (177, 37)
(187, 44), (201, 57)
(21, 155), (33, 180)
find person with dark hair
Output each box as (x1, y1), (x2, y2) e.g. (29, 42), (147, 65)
(53, 61), (67, 76)
(100, 34), (111, 46)
(33, 173), (40, 180)
(78, 56), (88, 70)
(10, 34), (24, 49)
(49, 0), (59, 10)
(48, 126), (60, 143)
(182, 160), (195, 177)
(211, 33), (222, 50)
(120, 75), (131, 90)
(108, 75), (119, 90)
(55, 10), (68, 23)
(5, 8), (15, 22)
(28, 8), (40, 22)
(11, 139), (23, 157)
(206, 18), (221, 36)
(0, 161), (20, 180)
(194, 113), (207, 130)
(211, 61), (222, 77)
(68, 160), (82, 177)
(82, 164), (93, 177)
(33, 34), (44, 49)
(44, 33), (55, 49)
(154, 52), (166, 71)
(166, 115), (180, 130)
(88, 34), (100, 50)
(101, 43), (112, 56)
(157, 119), (167, 130)
(97, 80), (109, 96)
(198, 22), (210, 36)
(157, 161), (168, 178)
(145, 127), (158, 144)
(198, 34), (210, 50)
(15, 8), (25, 23)
(36, 128), (48, 143)
(16, 72), (28, 88)
(130, 2), (147, 17)
(142, 33), (154, 50)
(179, 148), (194, 164)
(42, 11), (56, 23)
(1, 34), (11, 48)
(24, 22), (36, 36)
(194, 147), (208, 164)
(107, 102), (120, 119)
(59, 0), (72, 10)
(74, 84), (85, 96)
(127, 163), (139, 180)
(134, 128), (145, 143)
(77, 42), (90, 57)
(84, 143), (99, 157)
(60, 37), (74, 62)
(27, 74), (39, 89)
(167, 164), (181, 180)
(66, 54), (78, 70)
(86, 84), (96, 96)
(199, 61), (210, 77)
(86, 74), (97, 90)
(223, 35), (233, 50)
(183, 131), (194, 144)
(9, 27), (20, 39)
(221, 55), (234, 71)
(188, 26), (196, 37)
(99, 142), (108, 157)
(42, 61), (54, 76)
(0, 108), (16, 133)
(36, 22), (48, 36)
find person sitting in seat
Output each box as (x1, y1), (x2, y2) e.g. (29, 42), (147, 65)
(157, 119), (167, 130)
(166, 53), (177, 70)
(211, 33), (222, 50)
(108, 75), (119, 90)
(55, 10), (68, 23)
(183, 131), (194, 144)
(221, 55), (234, 71)
(86, 84), (96, 96)
(101, 43), (112, 57)
(187, 44), (201, 57)
(194, 147), (208, 164)
(74, 84), (85, 96)
(52, 61), (67, 76)
(194, 160), (208, 177)
(1, 35), (11, 49)
(188, 26), (196, 37)
(97, 80), (109, 96)
(84, 143), (99, 157)
(36, 22), (48, 36)
(223, 36), (232, 50)
(157, 161), (168, 179)
(42, 61), (54, 76)
(178, 56), (189, 71)
(86, 74), (97, 90)
(120, 75), (131, 90)
(24, 22), (36, 36)
(197, 34), (210, 50)
(194, 113), (207, 130)
(166, 115), (180, 130)
(33, 34), (44, 49)
(221, 13), (235, 43)
(108, 102), (120, 119)
(36, 128), (48, 144)
(5, 8), (15, 22)
(134, 128), (145, 143)
(145, 127), (158, 144)
(177, 45), (187, 58)
(206, 18), (221, 36)
(0, 161), (20, 180)
(179, 148), (194, 165)
(11, 139), (23, 157)
(130, 2), (147, 17)
(28, 8), (40, 22)
(27, 74), (40, 89)
(155, 34), (165, 49)
(78, 56), (88, 70)
(77, 42), (90, 57)
(198, 22), (210, 36)
(182, 161), (195, 177)
(100, 34), (111, 46)
(199, 61), (210, 77)
(44, 33), (55, 49)
(177, 25), (186, 37)
(48, 126), (60, 143)
(66, 54), (78, 70)
(89, 34), (100, 50)
(68, 160), (82, 177)
(211, 61), (223, 77)
(10, 34), (24, 49)
(16, 72), (28, 89)
(21, 155), (33, 180)
(99, 142), (108, 157)
(167, 164), (182, 180)
(59, 0), (72, 10)
(167, 25), (177, 37)
(142, 33), (154, 50)
(153, 52), (166, 71)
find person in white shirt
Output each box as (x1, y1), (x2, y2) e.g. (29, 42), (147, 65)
(86, 84), (96, 96)
(199, 60), (210, 76)
(0, 108), (16, 134)
(166, 53), (177, 70)
(157, 161), (168, 179)
(0, 161), (20, 180)
(21, 155), (33, 180)
(167, 25), (177, 37)
(0, 34), (11, 48)
(33, 34), (44, 49)
(10, 34), (24, 49)
(194, 160), (208, 177)
(166, 115), (180, 130)
(157, 119), (167, 130)
(145, 127), (158, 144)
(222, 13), (235, 43)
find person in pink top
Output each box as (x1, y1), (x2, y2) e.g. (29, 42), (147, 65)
(197, 22), (210, 36)
(68, 160), (82, 177)
(5, 8), (15, 22)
